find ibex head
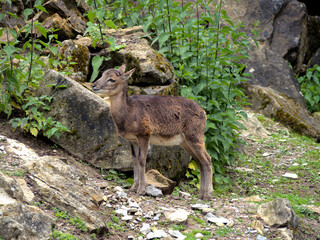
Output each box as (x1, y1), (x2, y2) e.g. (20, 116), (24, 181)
(92, 64), (135, 97)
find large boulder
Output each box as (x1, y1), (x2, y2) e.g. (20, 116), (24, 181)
(245, 44), (306, 107)
(100, 26), (178, 89)
(36, 70), (190, 181)
(33, 0), (89, 40)
(257, 198), (299, 228)
(0, 203), (53, 240)
(22, 156), (107, 232)
(244, 84), (320, 141)
(58, 39), (91, 82)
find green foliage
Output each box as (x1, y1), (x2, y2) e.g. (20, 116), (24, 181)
(298, 65), (320, 113)
(0, 2), (69, 138)
(9, 95), (69, 138)
(87, 0), (252, 186)
(68, 217), (89, 232)
(51, 230), (79, 240)
(53, 208), (88, 232)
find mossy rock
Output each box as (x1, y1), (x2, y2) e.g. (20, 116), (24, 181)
(245, 84), (320, 141)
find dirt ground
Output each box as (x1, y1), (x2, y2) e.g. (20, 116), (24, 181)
(0, 111), (319, 240)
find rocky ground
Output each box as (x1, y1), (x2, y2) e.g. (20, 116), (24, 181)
(0, 111), (320, 240)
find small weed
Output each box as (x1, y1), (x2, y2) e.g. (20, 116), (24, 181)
(51, 230), (79, 240)
(53, 207), (69, 220)
(0, 169), (26, 177)
(215, 226), (234, 237)
(170, 224), (187, 231)
(111, 215), (119, 223)
(68, 217), (89, 232)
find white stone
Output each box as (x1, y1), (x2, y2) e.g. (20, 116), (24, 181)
(168, 230), (186, 239)
(0, 187), (16, 205)
(195, 233), (204, 238)
(122, 215), (133, 221)
(164, 208), (190, 223)
(204, 212), (230, 225)
(190, 203), (210, 210)
(140, 223), (151, 235)
(146, 230), (167, 239)
(282, 173), (298, 179)
(115, 208), (127, 216)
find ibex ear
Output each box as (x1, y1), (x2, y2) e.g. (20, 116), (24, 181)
(118, 64), (126, 74)
(122, 68), (135, 81)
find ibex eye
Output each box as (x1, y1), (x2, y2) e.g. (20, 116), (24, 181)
(108, 79), (115, 83)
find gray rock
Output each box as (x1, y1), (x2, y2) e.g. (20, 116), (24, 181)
(36, 70), (190, 181)
(0, 203), (53, 240)
(244, 84), (320, 140)
(0, 172), (25, 203)
(58, 39), (91, 82)
(257, 198), (299, 228)
(256, 235), (267, 240)
(145, 169), (176, 195)
(103, 26), (175, 86)
(22, 156), (107, 232)
(146, 185), (163, 197)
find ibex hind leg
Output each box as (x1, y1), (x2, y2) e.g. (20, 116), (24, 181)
(130, 142), (140, 192)
(181, 141), (213, 200)
(136, 137), (149, 195)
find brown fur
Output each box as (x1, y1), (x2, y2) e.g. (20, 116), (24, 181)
(92, 64), (213, 199)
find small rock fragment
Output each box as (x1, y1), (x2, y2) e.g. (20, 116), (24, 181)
(146, 230), (168, 239)
(168, 229), (186, 239)
(251, 220), (264, 235)
(204, 212), (230, 225)
(140, 223), (151, 235)
(163, 208), (190, 223)
(282, 173), (298, 179)
(146, 185), (163, 197)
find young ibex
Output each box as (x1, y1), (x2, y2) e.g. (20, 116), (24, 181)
(92, 64), (213, 199)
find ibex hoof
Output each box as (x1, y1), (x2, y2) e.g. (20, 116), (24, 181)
(199, 191), (212, 200)
(130, 184), (138, 192)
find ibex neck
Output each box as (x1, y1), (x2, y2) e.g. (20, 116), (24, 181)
(109, 89), (129, 124)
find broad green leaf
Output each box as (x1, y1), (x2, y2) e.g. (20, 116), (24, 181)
(35, 5), (48, 13)
(30, 127), (38, 137)
(36, 24), (47, 38)
(23, 8), (33, 20)
(105, 20), (117, 30)
(89, 55), (104, 83)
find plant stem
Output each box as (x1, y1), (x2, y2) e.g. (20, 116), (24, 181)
(92, 0), (107, 57)
(27, 0), (34, 82)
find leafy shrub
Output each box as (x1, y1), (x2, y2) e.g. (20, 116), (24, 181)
(0, 1), (69, 138)
(298, 65), (320, 113)
(87, 0), (252, 187)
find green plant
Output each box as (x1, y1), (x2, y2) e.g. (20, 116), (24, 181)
(0, 1), (69, 138)
(53, 207), (70, 220)
(51, 230), (79, 240)
(68, 217), (89, 232)
(215, 226), (234, 237)
(9, 95), (69, 138)
(298, 65), (320, 113)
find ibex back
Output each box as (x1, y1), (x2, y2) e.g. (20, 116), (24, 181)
(92, 64), (213, 199)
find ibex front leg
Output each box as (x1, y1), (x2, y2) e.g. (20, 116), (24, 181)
(130, 142), (140, 192)
(135, 136), (149, 195)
